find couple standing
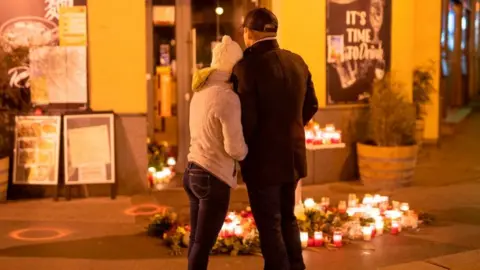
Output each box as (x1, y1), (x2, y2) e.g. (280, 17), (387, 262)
(183, 8), (318, 270)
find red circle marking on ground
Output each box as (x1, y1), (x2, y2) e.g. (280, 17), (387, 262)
(9, 228), (71, 241)
(123, 204), (168, 216)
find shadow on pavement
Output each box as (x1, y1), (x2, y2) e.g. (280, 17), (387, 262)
(0, 233), (180, 260)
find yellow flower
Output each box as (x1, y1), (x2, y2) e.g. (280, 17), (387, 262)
(296, 213), (307, 221)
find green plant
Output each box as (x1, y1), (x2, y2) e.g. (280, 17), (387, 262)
(413, 63), (436, 120)
(366, 74), (416, 147)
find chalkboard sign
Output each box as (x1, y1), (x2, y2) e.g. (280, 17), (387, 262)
(326, 0), (392, 105)
(63, 113), (115, 185)
(13, 116), (61, 185)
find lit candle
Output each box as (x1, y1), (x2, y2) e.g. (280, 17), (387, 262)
(325, 124), (335, 132)
(166, 157), (176, 166)
(314, 231), (323, 247)
(305, 130), (314, 144)
(331, 132), (341, 144)
(338, 201), (347, 213)
(400, 203), (410, 212)
(304, 198), (316, 209)
(362, 194), (374, 206)
(346, 207), (357, 217)
(234, 226), (243, 237)
(300, 232), (309, 249)
(333, 231), (343, 247)
(375, 219), (384, 235)
(362, 226), (373, 241)
(391, 220), (400, 235)
(348, 194), (357, 207)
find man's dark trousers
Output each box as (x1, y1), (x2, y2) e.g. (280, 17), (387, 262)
(247, 181), (305, 270)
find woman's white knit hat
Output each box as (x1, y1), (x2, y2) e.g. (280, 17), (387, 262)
(211, 35), (243, 73)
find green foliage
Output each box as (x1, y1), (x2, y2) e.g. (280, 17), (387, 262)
(413, 63), (436, 120)
(366, 74), (416, 147)
(147, 140), (171, 171)
(146, 210), (178, 238)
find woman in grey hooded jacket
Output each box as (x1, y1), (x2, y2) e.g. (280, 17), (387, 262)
(184, 35), (247, 270)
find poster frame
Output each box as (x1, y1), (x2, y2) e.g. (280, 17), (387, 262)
(12, 115), (62, 186)
(63, 111), (116, 189)
(325, 0), (393, 107)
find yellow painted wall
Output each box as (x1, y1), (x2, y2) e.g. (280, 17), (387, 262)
(414, 0), (441, 141)
(272, 0), (326, 107)
(88, 0), (147, 113)
(391, 0), (415, 101)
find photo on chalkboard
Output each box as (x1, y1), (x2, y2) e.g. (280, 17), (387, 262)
(63, 113), (115, 185)
(13, 116), (61, 185)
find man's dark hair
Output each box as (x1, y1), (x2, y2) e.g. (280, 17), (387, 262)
(242, 8), (278, 33)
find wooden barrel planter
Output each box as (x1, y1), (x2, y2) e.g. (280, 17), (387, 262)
(0, 157), (9, 203)
(357, 143), (418, 189)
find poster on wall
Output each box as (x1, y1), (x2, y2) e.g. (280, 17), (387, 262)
(326, 0), (392, 105)
(13, 116), (61, 185)
(0, 0), (88, 105)
(63, 113), (116, 185)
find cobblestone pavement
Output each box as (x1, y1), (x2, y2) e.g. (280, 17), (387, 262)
(0, 113), (479, 270)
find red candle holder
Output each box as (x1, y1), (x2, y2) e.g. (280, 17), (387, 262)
(314, 232), (324, 247)
(391, 221), (400, 235)
(307, 238), (315, 247)
(333, 231), (343, 247)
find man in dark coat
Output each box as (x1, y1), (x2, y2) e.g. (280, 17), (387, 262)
(230, 8), (318, 270)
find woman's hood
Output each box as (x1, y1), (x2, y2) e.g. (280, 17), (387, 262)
(192, 67), (216, 92)
(192, 68), (231, 92)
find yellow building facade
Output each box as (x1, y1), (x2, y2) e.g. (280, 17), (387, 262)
(271, 0), (441, 141)
(83, 0), (457, 192)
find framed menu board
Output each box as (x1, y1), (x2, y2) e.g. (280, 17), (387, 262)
(12, 116), (61, 185)
(63, 112), (116, 185)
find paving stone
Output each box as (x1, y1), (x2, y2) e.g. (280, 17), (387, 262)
(379, 261), (444, 270)
(427, 249), (480, 270)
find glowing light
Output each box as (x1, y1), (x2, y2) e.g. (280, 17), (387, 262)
(167, 157), (176, 166)
(304, 198), (316, 209)
(215, 7), (224, 15)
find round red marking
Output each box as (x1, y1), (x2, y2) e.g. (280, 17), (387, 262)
(123, 204), (168, 216)
(9, 228), (71, 241)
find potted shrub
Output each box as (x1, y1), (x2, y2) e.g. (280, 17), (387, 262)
(413, 63), (436, 146)
(0, 46), (31, 202)
(357, 74), (418, 189)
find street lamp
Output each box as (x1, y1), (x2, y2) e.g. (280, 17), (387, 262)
(215, 6), (224, 40)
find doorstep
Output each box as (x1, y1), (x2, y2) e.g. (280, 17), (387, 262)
(441, 107), (473, 136)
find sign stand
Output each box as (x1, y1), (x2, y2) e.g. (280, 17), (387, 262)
(63, 112), (117, 200)
(12, 116), (62, 198)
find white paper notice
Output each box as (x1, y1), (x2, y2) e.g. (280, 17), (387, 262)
(78, 163), (107, 183)
(29, 46), (87, 104)
(68, 125), (111, 167)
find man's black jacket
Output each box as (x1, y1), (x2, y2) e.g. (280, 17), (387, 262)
(231, 39), (318, 187)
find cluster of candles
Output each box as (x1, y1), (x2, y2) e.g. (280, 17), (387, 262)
(305, 122), (342, 145)
(299, 194), (419, 248)
(219, 212), (248, 238)
(147, 157), (176, 186)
